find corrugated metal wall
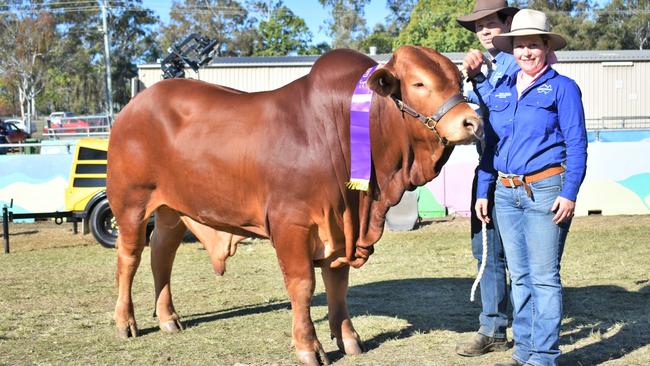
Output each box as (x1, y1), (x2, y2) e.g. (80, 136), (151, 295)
(554, 61), (648, 124)
(138, 56), (649, 123)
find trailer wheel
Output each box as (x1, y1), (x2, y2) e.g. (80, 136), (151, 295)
(89, 198), (118, 248)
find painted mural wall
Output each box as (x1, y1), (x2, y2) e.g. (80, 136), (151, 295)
(0, 154), (73, 214)
(415, 130), (650, 217)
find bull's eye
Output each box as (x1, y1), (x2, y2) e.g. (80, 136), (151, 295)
(413, 82), (425, 88)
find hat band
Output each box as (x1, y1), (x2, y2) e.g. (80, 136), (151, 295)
(473, 6), (502, 13)
(510, 27), (549, 33)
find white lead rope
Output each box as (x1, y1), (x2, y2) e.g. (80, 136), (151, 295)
(470, 221), (488, 302)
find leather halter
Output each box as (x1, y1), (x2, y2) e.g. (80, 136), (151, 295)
(390, 93), (467, 144)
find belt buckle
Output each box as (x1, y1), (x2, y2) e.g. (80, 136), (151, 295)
(508, 177), (516, 188)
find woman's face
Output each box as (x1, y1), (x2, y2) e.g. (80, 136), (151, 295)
(513, 35), (549, 76)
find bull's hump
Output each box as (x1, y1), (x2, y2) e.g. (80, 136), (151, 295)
(309, 49), (376, 85)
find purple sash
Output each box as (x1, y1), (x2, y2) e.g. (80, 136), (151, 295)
(347, 64), (379, 191)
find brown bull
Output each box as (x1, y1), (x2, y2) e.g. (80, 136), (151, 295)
(107, 46), (481, 365)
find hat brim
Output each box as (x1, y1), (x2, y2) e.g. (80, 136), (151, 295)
(492, 30), (567, 52)
(456, 7), (519, 32)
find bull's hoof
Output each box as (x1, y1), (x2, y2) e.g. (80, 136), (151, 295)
(159, 314), (183, 333)
(296, 347), (330, 366)
(336, 337), (363, 355)
(116, 321), (139, 339)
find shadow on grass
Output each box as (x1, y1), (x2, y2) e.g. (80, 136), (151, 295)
(560, 284), (650, 365)
(141, 279), (650, 364)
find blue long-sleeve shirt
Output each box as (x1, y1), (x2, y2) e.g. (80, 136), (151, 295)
(477, 67), (588, 201)
(466, 52), (519, 160)
(466, 51), (520, 110)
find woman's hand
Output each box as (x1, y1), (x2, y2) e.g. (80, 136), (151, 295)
(552, 196), (575, 224)
(475, 198), (491, 224)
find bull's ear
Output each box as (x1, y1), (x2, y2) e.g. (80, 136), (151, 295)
(367, 68), (399, 97)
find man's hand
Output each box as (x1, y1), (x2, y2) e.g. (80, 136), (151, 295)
(463, 49), (484, 79)
(552, 196), (575, 224)
(475, 198), (491, 224)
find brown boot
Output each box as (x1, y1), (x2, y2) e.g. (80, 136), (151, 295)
(455, 333), (511, 357)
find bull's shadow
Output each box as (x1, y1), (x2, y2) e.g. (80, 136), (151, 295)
(160, 277), (476, 337)
(149, 279), (650, 364)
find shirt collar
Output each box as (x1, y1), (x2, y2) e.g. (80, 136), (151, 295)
(516, 67), (558, 98)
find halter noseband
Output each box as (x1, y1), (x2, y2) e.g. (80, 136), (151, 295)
(390, 93), (467, 144)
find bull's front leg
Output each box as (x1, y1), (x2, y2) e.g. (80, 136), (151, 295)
(321, 265), (363, 355)
(273, 225), (330, 366)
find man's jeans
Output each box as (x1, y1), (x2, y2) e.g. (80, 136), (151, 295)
(471, 174), (509, 339)
(494, 173), (570, 366)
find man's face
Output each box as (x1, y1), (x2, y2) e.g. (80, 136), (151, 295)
(474, 13), (511, 52)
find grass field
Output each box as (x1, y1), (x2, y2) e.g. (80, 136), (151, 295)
(1, 215), (649, 365)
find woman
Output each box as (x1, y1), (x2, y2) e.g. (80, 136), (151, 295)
(474, 9), (588, 366)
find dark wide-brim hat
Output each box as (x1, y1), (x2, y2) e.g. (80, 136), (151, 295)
(456, 0), (519, 32)
(492, 9), (568, 52)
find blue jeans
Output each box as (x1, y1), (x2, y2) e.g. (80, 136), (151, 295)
(494, 173), (570, 366)
(471, 173), (509, 338)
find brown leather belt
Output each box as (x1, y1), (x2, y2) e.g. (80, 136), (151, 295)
(499, 166), (565, 197)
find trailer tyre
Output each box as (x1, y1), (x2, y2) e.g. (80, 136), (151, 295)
(89, 198), (118, 248)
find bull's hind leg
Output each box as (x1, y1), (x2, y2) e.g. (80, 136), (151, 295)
(113, 203), (149, 338)
(272, 224), (330, 366)
(321, 265), (362, 355)
(150, 206), (187, 333)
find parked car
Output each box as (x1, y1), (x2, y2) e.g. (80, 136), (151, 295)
(1, 120), (31, 143)
(0, 119), (31, 154)
(48, 111), (76, 125)
(45, 112), (90, 136)
(4, 118), (36, 134)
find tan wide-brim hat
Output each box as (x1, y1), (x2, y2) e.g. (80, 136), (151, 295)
(456, 0), (519, 32)
(492, 9), (567, 52)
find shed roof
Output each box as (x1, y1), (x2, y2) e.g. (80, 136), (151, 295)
(139, 49), (650, 69)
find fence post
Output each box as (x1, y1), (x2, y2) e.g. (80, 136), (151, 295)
(2, 205), (9, 254)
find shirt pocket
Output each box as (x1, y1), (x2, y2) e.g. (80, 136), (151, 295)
(521, 96), (556, 136)
(487, 99), (511, 139)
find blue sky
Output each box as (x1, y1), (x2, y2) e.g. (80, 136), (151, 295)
(141, 0), (612, 45)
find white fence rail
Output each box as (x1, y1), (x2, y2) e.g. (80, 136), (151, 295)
(45, 115), (112, 139)
(585, 116), (650, 130)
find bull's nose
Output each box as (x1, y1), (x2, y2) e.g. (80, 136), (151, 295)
(464, 117), (483, 140)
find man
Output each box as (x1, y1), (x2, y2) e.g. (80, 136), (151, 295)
(454, 0), (519, 358)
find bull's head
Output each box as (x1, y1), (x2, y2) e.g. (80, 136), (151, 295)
(367, 46), (482, 145)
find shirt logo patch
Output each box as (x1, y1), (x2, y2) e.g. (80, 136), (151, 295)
(537, 84), (552, 94)
(491, 71), (503, 81)
(495, 92), (511, 99)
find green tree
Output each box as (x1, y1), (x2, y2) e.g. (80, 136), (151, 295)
(358, 24), (394, 54)
(0, 5), (57, 119)
(386, 0), (416, 36)
(107, 0), (160, 110)
(522, 0), (598, 50)
(44, 0), (159, 114)
(596, 0), (649, 49)
(318, 0), (371, 49)
(395, 0), (479, 52)
(251, 0), (314, 56)
(161, 0), (252, 57)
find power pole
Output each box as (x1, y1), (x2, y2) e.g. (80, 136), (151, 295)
(100, 0), (114, 119)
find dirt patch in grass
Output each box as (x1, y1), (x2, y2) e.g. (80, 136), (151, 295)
(1, 215), (648, 365)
